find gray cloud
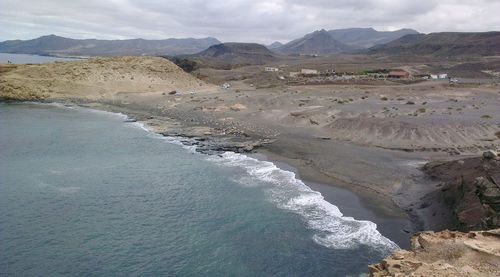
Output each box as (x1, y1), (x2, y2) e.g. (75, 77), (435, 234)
(1, 0), (499, 43)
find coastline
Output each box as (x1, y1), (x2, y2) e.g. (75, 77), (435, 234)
(3, 56), (497, 252)
(249, 152), (414, 248)
(14, 99), (422, 248)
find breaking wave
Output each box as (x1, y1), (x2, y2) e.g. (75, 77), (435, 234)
(206, 152), (400, 253)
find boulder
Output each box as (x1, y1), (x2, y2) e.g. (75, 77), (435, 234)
(483, 150), (498, 160)
(230, 103), (247, 111)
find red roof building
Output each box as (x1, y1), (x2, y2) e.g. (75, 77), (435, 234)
(388, 70), (410, 79)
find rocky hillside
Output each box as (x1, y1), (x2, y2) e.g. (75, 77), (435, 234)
(186, 42), (278, 69)
(369, 229), (500, 276)
(421, 152), (500, 231)
(328, 27), (419, 48)
(368, 32), (500, 57)
(0, 56), (215, 101)
(0, 35), (221, 56)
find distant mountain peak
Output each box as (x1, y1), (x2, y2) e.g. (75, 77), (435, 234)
(267, 41), (284, 50)
(276, 29), (353, 55)
(274, 27), (419, 55)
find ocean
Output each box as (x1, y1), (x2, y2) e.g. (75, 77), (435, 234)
(0, 53), (80, 64)
(0, 103), (399, 276)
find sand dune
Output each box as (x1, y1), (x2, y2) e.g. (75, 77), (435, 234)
(0, 56), (215, 101)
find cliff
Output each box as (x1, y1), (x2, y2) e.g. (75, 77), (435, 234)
(421, 152), (500, 231)
(369, 229), (500, 276)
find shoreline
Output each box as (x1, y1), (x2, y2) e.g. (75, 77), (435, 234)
(12, 100), (423, 248)
(249, 152), (414, 248)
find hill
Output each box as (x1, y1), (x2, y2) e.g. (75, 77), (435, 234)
(368, 32), (500, 57)
(328, 27), (419, 48)
(276, 29), (354, 55)
(267, 41), (284, 50)
(0, 56), (214, 101)
(185, 42), (278, 69)
(0, 35), (221, 57)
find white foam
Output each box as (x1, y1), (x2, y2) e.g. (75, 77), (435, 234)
(131, 121), (150, 132)
(206, 152), (400, 253)
(404, 160), (428, 167)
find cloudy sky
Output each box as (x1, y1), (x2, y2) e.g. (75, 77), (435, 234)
(1, 0), (499, 43)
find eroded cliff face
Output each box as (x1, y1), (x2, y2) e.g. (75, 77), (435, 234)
(421, 154), (500, 231)
(369, 229), (500, 277)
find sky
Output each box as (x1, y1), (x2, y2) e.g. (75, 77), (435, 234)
(1, 0), (499, 43)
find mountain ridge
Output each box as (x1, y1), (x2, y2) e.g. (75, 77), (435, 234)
(368, 31), (500, 56)
(275, 28), (419, 55)
(328, 27), (419, 48)
(0, 35), (221, 56)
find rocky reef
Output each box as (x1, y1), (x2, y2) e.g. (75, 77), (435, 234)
(369, 229), (500, 276)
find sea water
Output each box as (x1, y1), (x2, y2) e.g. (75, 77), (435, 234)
(0, 103), (398, 276)
(0, 53), (80, 64)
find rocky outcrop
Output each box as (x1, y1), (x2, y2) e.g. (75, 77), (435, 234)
(421, 153), (500, 231)
(160, 131), (275, 155)
(369, 229), (500, 276)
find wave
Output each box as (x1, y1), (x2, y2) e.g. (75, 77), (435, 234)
(206, 152), (400, 253)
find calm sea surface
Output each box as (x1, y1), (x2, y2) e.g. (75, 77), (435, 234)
(0, 103), (398, 276)
(0, 53), (80, 64)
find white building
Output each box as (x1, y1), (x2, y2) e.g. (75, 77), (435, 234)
(264, 67), (279, 72)
(439, 73), (448, 79)
(289, 72), (300, 77)
(301, 69), (318, 75)
(430, 74), (438, 79)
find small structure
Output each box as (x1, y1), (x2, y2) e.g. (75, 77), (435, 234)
(387, 70), (410, 79)
(222, 83), (231, 89)
(430, 74), (438, 79)
(301, 69), (318, 75)
(439, 73), (448, 79)
(289, 72), (300, 78)
(264, 67), (279, 72)
(324, 69), (336, 75)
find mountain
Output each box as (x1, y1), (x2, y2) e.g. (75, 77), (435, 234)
(368, 32), (500, 57)
(276, 29), (354, 55)
(0, 34), (221, 56)
(327, 27), (419, 48)
(267, 41), (284, 49)
(190, 42), (278, 68)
